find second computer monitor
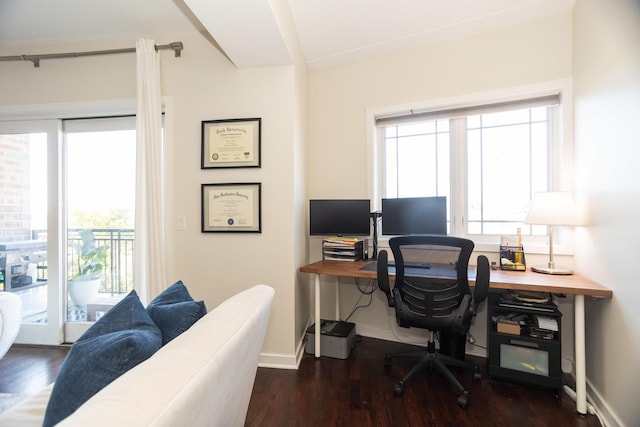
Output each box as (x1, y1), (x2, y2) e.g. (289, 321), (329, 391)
(309, 199), (371, 237)
(381, 196), (447, 235)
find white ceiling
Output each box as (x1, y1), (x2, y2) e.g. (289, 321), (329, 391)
(0, 0), (575, 70)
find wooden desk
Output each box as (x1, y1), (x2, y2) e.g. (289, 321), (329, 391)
(300, 260), (612, 414)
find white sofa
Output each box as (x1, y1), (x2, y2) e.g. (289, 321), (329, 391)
(0, 284), (274, 427)
(0, 292), (22, 360)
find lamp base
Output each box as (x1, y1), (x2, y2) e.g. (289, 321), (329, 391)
(531, 265), (573, 275)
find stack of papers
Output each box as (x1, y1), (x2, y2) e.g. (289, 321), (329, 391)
(534, 315), (558, 332)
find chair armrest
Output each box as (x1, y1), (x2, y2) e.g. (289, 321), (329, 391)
(377, 250), (395, 307)
(451, 294), (472, 334)
(473, 255), (490, 313)
(393, 288), (411, 328)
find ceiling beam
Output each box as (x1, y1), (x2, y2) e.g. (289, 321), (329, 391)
(185, 0), (291, 68)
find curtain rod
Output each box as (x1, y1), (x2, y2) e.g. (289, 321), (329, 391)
(0, 41), (183, 68)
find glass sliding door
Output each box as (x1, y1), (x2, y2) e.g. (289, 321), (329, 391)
(0, 120), (63, 345)
(63, 117), (136, 341)
(0, 115), (138, 344)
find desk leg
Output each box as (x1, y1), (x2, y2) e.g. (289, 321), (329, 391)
(335, 276), (340, 320)
(575, 294), (587, 415)
(315, 274), (321, 358)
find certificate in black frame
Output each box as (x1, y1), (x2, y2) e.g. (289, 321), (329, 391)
(201, 182), (262, 233)
(201, 118), (261, 169)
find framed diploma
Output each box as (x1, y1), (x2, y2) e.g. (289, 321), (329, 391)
(201, 183), (262, 233)
(201, 118), (261, 169)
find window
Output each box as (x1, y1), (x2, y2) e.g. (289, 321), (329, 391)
(466, 107), (550, 235)
(376, 93), (562, 240)
(383, 120), (450, 199)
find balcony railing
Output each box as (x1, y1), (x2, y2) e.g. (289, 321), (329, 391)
(32, 228), (134, 296)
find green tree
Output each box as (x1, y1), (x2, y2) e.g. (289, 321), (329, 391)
(69, 209), (133, 229)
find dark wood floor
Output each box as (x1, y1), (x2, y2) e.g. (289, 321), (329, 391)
(1, 339), (601, 426)
(246, 337), (602, 427)
(0, 345), (69, 395)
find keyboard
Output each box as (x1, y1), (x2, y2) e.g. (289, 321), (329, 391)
(388, 261), (431, 269)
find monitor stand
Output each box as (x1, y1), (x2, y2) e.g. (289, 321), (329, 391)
(370, 211), (382, 260)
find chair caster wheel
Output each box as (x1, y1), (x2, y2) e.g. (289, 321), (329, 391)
(457, 391), (469, 408)
(384, 355), (392, 367)
(393, 382), (405, 396)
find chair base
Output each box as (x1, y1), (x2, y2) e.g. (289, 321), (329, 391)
(384, 338), (480, 408)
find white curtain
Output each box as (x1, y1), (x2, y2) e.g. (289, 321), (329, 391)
(134, 38), (167, 302)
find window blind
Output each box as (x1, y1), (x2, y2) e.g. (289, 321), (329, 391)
(63, 116), (136, 133)
(375, 94), (560, 127)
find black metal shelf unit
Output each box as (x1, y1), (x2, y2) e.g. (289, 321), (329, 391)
(487, 291), (563, 395)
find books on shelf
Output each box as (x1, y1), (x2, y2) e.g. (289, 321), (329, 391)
(322, 239), (364, 262)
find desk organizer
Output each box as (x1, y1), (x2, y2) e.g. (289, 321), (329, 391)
(322, 239), (364, 262)
(500, 245), (526, 271)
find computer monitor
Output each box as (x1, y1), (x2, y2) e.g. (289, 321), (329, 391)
(381, 196), (447, 235)
(309, 199), (371, 236)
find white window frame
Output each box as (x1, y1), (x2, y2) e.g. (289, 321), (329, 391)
(366, 80), (574, 255)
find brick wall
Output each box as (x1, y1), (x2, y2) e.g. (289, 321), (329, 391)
(0, 134), (31, 242)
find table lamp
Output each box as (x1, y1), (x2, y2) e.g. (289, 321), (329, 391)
(525, 191), (577, 275)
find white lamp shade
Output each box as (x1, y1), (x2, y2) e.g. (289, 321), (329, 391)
(525, 191), (578, 226)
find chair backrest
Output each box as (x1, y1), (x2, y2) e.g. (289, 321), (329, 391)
(387, 235), (474, 331)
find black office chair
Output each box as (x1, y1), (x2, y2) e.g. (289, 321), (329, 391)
(377, 235), (490, 408)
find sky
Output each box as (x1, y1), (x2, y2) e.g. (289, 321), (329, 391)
(29, 130), (135, 229)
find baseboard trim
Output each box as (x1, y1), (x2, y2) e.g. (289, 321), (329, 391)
(258, 351), (299, 370)
(259, 336), (306, 370)
(356, 324), (488, 358)
(265, 323), (488, 371)
(586, 377), (624, 427)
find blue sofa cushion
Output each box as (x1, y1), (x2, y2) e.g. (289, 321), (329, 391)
(146, 280), (207, 345)
(43, 290), (162, 427)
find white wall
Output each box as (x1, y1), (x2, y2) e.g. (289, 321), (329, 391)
(0, 30), (306, 367)
(307, 14), (574, 352)
(269, 0), (312, 361)
(161, 33), (302, 366)
(573, 0), (640, 425)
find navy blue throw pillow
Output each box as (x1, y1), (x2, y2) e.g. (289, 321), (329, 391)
(43, 290), (162, 427)
(146, 280), (207, 345)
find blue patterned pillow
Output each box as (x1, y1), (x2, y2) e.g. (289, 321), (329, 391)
(43, 290), (162, 427)
(146, 280), (207, 345)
